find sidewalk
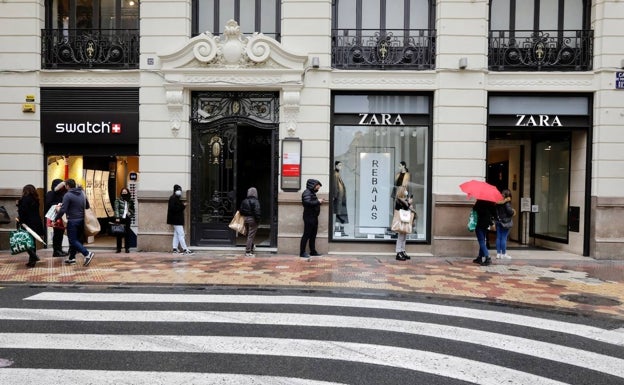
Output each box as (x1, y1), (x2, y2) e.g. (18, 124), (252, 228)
(1, 249), (623, 320)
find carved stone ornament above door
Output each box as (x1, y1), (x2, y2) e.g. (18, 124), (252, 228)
(158, 20), (307, 135)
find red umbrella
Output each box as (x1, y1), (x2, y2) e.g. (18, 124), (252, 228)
(459, 180), (503, 203)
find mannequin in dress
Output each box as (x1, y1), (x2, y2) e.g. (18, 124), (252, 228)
(333, 161), (348, 235)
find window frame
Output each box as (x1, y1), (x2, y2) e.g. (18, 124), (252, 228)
(192, 0), (281, 40)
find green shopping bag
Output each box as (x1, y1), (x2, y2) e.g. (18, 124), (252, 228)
(9, 229), (35, 255)
(467, 209), (478, 232)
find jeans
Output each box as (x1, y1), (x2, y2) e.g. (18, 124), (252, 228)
(244, 216), (258, 253)
(496, 223), (511, 254)
(395, 233), (407, 253)
(172, 225), (188, 250)
(300, 216), (318, 255)
(475, 227), (489, 258)
(66, 219), (88, 257)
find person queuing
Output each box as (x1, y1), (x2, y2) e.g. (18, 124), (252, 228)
(239, 187), (261, 257)
(17, 184), (45, 268)
(113, 187), (135, 253)
(167, 184), (194, 255)
(300, 179), (323, 259)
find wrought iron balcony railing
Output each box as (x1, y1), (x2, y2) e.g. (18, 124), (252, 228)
(41, 29), (139, 69)
(489, 30), (593, 71)
(332, 29), (436, 70)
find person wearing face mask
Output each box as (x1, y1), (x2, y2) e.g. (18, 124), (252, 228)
(167, 184), (194, 255)
(114, 187), (135, 253)
(300, 179), (324, 258)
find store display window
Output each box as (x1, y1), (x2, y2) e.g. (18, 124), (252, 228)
(331, 93), (431, 242)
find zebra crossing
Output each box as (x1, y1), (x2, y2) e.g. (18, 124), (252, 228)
(0, 289), (623, 384)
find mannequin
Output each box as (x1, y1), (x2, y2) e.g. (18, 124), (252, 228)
(333, 161), (348, 235)
(392, 161), (410, 199)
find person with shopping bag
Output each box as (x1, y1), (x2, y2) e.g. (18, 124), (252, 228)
(16, 184), (45, 268)
(44, 179), (68, 257)
(113, 187), (135, 253)
(55, 179), (95, 266)
(393, 186), (414, 261)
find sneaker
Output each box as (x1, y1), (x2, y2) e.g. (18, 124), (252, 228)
(64, 258), (76, 265)
(300, 252), (310, 258)
(245, 253), (255, 257)
(172, 248), (179, 254)
(396, 253), (407, 261)
(501, 254), (512, 259)
(84, 252), (95, 266)
(182, 249), (194, 255)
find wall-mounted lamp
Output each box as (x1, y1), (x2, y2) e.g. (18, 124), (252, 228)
(311, 56), (320, 69)
(459, 57), (468, 70)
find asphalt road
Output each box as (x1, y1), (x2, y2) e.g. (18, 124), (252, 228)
(0, 285), (623, 385)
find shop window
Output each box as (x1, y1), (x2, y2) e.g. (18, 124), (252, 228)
(331, 94), (430, 242)
(192, 0), (280, 40)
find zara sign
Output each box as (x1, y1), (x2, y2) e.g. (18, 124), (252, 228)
(515, 114), (563, 127)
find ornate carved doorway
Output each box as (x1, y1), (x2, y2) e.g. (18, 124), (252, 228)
(191, 91), (278, 247)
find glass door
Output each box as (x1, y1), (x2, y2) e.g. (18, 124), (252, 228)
(533, 137), (570, 241)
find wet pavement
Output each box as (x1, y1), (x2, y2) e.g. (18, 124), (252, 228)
(1, 248), (623, 320)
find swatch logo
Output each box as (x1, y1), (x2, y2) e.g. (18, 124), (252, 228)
(55, 121), (122, 134)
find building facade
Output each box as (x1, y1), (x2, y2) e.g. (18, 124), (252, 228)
(1, 0), (623, 259)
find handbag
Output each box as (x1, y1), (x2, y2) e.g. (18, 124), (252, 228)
(467, 209), (478, 232)
(84, 207), (101, 236)
(0, 205), (11, 224)
(499, 218), (513, 229)
(399, 209), (411, 223)
(109, 222), (126, 235)
(228, 210), (247, 235)
(9, 229), (35, 255)
(391, 209), (412, 234)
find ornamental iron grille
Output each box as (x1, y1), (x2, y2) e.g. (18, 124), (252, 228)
(332, 29), (436, 70)
(191, 91), (279, 128)
(41, 29), (139, 69)
(488, 30), (593, 71)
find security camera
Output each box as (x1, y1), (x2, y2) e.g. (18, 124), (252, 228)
(198, 109), (210, 119)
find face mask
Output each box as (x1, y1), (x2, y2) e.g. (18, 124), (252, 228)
(121, 193), (130, 200)
(175, 190), (182, 197)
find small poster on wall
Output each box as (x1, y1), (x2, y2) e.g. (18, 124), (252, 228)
(84, 169), (96, 212)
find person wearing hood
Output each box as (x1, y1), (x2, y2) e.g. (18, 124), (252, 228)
(299, 179), (324, 258)
(167, 184), (194, 255)
(239, 187), (261, 257)
(55, 179), (95, 266)
(44, 179), (68, 257)
(17, 184), (45, 268)
(114, 186), (135, 253)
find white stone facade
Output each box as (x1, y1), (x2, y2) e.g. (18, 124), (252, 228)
(1, 0), (623, 258)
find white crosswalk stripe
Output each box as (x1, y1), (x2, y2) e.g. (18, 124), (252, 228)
(0, 291), (622, 385)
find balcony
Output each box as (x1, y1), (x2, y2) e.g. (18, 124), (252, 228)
(332, 29), (436, 70)
(41, 29), (139, 69)
(489, 30), (593, 71)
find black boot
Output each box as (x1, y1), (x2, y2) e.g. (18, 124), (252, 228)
(26, 252), (37, 268)
(396, 253), (406, 261)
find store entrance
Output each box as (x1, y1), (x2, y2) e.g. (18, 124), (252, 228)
(191, 121), (277, 247)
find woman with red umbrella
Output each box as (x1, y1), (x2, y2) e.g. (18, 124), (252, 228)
(472, 199), (496, 266)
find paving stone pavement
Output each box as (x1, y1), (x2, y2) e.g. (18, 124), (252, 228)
(1, 249), (623, 320)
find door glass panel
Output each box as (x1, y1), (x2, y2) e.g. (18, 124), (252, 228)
(336, 0), (357, 29)
(539, 0), (559, 30)
(490, 0), (510, 30)
(409, 0), (429, 29)
(362, 0), (380, 29)
(77, 0), (94, 28)
(534, 139), (569, 240)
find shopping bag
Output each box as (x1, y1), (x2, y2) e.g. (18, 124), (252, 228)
(9, 229), (35, 255)
(391, 210), (412, 234)
(0, 205), (10, 224)
(399, 209), (412, 223)
(467, 209), (478, 232)
(228, 210), (247, 235)
(109, 222), (126, 235)
(84, 208), (101, 236)
(44, 205), (58, 222)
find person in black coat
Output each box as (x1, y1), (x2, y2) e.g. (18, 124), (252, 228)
(44, 179), (68, 257)
(299, 178), (324, 258)
(167, 184), (193, 255)
(239, 187), (261, 257)
(17, 184), (45, 268)
(472, 199), (496, 266)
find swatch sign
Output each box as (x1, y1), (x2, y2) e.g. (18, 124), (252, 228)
(41, 111), (138, 144)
